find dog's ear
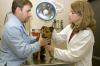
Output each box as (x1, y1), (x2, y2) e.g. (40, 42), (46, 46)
(49, 27), (54, 32)
(41, 26), (45, 30)
(41, 26), (46, 30)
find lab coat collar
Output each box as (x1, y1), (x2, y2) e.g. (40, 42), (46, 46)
(12, 15), (29, 36)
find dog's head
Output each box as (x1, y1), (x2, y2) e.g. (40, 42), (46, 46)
(40, 26), (54, 39)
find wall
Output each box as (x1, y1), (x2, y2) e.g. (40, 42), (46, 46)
(28, 0), (87, 33)
(0, 0), (13, 41)
(29, 0), (87, 29)
(29, 0), (71, 31)
(90, 0), (100, 66)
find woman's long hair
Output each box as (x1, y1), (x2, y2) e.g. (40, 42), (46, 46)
(71, 1), (96, 33)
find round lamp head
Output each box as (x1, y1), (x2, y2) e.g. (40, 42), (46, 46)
(36, 2), (56, 21)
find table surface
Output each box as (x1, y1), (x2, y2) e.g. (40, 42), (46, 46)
(23, 58), (70, 66)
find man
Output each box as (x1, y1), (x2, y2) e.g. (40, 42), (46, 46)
(0, 0), (49, 66)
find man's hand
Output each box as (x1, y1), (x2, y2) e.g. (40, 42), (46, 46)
(38, 34), (51, 46)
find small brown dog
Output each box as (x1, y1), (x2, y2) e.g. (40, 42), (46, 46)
(25, 26), (54, 65)
(34, 26), (54, 64)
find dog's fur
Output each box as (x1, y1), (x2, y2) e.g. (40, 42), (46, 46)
(25, 26), (54, 65)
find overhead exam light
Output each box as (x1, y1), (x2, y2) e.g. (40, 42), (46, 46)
(36, 2), (56, 21)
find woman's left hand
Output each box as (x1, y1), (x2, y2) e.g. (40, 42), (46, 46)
(45, 45), (54, 52)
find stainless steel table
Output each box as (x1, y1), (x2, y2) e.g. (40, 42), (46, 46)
(23, 58), (70, 66)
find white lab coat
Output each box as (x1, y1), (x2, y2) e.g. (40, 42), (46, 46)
(52, 24), (95, 66)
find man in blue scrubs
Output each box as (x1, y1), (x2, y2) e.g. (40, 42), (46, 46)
(0, 0), (50, 66)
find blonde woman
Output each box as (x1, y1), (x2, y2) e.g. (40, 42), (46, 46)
(46, 1), (96, 66)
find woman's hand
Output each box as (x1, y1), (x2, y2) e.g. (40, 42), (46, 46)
(45, 45), (54, 52)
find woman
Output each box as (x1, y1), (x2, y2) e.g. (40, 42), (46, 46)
(46, 1), (96, 66)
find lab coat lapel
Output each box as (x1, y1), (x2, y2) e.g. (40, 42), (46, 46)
(67, 30), (77, 44)
(13, 15), (29, 36)
(67, 29), (73, 44)
(20, 25), (29, 36)
(68, 33), (77, 44)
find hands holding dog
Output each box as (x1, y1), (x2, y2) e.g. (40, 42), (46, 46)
(36, 26), (54, 61)
(45, 45), (54, 51)
(38, 26), (54, 46)
(38, 34), (51, 46)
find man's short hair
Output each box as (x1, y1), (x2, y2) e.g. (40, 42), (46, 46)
(12, 0), (33, 14)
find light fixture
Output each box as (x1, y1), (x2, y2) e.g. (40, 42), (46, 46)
(36, 2), (56, 21)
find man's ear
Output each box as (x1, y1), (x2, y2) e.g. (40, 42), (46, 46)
(16, 7), (22, 14)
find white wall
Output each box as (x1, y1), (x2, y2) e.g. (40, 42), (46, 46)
(29, 0), (87, 32)
(0, 0), (13, 39)
(29, 0), (71, 30)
